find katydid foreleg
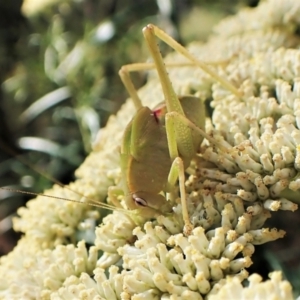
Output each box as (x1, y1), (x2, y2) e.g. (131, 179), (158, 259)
(167, 156), (192, 235)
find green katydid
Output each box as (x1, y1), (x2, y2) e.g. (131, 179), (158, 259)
(116, 24), (240, 235)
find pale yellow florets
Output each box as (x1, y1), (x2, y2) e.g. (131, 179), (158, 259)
(50, 266), (125, 300)
(214, 0), (300, 37)
(12, 183), (99, 248)
(208, 271), (293, 300)
(117, 208), (284, 299)
(0, 240), (97, 299)
(95, 211), (138, 269)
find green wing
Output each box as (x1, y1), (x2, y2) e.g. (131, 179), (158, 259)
(122, 106), (171, 195)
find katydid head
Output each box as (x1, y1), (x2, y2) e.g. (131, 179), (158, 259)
(124, 191), (172, 218)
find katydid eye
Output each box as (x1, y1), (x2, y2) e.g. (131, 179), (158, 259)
(133, 194), (147, 207)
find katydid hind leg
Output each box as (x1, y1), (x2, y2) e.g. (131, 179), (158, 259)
(166, 111), (231, 153)
(164, 96), (206, 168)
(143, 24), (241, 98)
(143, 24), (197, 164)
(143, 25), (184, 115)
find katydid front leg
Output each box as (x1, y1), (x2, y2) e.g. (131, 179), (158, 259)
(167, 156), (192, 235)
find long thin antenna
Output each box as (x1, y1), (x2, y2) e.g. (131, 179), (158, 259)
(0, 142), (118, 212)
(0, 187), (130, 214)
